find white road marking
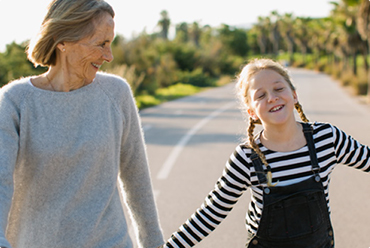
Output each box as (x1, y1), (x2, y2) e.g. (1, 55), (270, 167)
(157, 101), (235, 180)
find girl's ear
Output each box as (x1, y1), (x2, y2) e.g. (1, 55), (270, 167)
(293, 91), (298, 104)
(247, 108), (259, 121)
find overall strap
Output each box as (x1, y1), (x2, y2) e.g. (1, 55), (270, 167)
(301, 122), (321, 178)
(250, 151), (267, 184)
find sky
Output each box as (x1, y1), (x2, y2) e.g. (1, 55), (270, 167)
(0, 0), (336, 52)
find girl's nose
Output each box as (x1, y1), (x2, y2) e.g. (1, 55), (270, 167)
(267, 93), (279, 103)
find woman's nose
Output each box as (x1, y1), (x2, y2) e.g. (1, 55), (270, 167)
(103, 46), (114, 63)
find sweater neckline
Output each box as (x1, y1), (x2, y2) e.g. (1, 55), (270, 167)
(27, 76), (98, 95)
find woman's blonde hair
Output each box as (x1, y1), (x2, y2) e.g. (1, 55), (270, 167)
(236, 58), (309, 186)
(27, 0), (115, 67)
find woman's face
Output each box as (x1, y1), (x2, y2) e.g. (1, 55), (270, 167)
(61, 12), (115, 83)
(247, 69), (298, 128)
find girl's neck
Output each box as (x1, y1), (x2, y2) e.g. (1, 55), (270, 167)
(260, 121), (306, 152)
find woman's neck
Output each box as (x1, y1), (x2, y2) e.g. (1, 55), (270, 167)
(30, 67), (91, 92)
(47, 66), (89, 92)
(260, 121), (306, 152)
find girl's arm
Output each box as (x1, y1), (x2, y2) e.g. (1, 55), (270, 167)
(332, 125), (370, 171)
(164, 146), (251, 248)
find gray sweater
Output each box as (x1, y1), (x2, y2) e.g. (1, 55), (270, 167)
(0, 73), (164, 248)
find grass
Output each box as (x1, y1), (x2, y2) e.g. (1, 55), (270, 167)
(135, 75), (234, 110)
(135, 83), (203, 110)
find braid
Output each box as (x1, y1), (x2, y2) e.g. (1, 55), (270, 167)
(295, 102), (309, 123)
(247, 117), (277, 187)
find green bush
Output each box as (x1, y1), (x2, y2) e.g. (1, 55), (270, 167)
(340, 69), (353, 87)
(176, 68), (215, 87)
(156, 83), (202, 100)
(135, 95), (161, 109)
(136, 83), (202, 110)
(352, 69), (368, 95)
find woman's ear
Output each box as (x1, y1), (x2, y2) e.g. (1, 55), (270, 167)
(56, 42), (66, 53)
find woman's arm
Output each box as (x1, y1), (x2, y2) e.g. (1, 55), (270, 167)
(0, 90), (20, 248)
(118, 82), (164, 248)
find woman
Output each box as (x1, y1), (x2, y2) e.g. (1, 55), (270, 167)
(164, 58), (370, 247)
(0, 0), (164, 247)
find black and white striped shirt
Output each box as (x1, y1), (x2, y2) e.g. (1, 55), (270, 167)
(164, 122), (370, 248)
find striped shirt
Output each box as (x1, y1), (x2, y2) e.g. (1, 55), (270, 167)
(164, 122), (370, 248)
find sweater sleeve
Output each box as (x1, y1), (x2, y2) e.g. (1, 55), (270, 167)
(117, 81), (164, 248)
(0, 90), (20, 248)
(332, 124), (370, 172)
(164, 146), (250, 248)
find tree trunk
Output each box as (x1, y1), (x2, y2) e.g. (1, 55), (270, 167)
(353, 52), (357, 76)
(258, 38), (267, 55)
(362, 43), (369, 72)
(287, 42), (294, 66)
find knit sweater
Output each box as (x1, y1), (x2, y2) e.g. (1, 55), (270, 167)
(165, 122), (370, 247)
(0, 73), (164, 248)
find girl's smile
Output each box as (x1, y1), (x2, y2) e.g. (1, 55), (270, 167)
(269, 105), (284, 112)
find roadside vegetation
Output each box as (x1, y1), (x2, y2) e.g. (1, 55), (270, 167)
(0, 0), (369, 109)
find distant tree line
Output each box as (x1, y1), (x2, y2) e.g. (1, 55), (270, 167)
(1, 0), (369, 99)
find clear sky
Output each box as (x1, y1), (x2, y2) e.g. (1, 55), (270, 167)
(0, 0), (336, 52)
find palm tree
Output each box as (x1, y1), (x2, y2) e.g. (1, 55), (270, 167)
(331, 0), (365, 75)
(157, 10), (171, 40)
(278, 13), (295, 65)
(252, 16), (270, 55)
(175, 22), (189, 43)
(357, 0), (370, 99)
(189, 22), (202, 47)
(306, 18), (333, 65)
(292, 17), (311, 64)
(268, 11), (281, 57)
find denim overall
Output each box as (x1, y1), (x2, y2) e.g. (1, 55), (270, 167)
(246, 123), (334, 248)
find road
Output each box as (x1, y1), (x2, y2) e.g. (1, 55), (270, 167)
(136, 68), (370, 248)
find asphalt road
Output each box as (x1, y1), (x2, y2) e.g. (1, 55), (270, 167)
(136, 68), (370, 248)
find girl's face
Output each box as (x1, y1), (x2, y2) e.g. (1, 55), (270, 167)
(247, 69), (298, 128)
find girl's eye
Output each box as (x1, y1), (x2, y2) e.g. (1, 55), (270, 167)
(275, 87), (284, 92)
(257, 93), (265, 99)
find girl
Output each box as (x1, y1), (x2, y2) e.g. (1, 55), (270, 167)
(163, 58), (370, 248)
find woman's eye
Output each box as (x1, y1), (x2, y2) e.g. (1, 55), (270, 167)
(275, 87), (284, 92)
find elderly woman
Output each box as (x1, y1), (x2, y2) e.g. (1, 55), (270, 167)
(0, 0), (164, 248)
